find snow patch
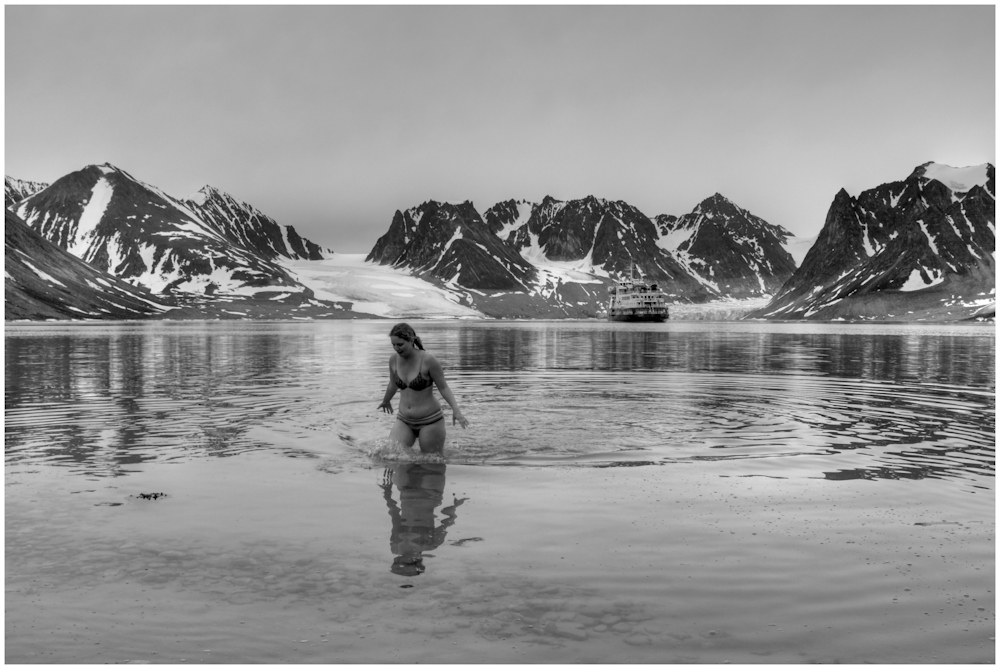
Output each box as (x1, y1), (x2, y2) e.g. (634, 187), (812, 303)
(440, 227), (463, 256)
(917, 220), (940, 255)
(188, 188), (210, 206)
(861, 222), (878, 257)
(899, 267), (945, 292)
(889, 185), (906, 208)
(70, 177), (115, 257)
(22, 260), (66, 287)
(657, 222), (696, 253)
(495, 201), (533, 240)
(921, 163), (990, 192)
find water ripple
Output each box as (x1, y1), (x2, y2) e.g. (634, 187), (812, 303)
(5, 322), (994, 486)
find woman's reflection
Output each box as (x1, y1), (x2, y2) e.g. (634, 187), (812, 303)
(381, 463), (466, 576)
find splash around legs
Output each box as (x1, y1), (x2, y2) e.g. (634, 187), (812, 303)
(388, 414), (446, 454)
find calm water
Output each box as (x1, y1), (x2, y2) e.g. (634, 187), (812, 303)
(5, 320), (995, 663)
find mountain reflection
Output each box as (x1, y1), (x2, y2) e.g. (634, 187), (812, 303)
(4, 325), (340, 474)
(380, 463), (466, 577)
(456, 325), (995, 386)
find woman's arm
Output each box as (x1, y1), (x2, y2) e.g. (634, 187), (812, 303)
(428, 355), (469, 428)
(378, 358), (397, 414)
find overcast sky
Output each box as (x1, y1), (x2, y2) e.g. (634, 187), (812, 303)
(5, 5), (995, 253)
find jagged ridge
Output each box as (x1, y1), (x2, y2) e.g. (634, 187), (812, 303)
(367, 193), (800, 317)
(187, 186), (325, 262)
(368, 200), (538, 291)
(5, 176), (48, 209)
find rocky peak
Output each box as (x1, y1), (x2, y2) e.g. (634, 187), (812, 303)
(483, 198), (533, 237)
(367, 198), (536, 291)
(657, 193), (796, 298)
(186, 185), (325, 261)
(5, 176), (49, 208)
(796, 187), (866, 272)
(188, 184), (221, 206)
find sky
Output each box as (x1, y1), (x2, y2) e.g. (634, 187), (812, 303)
(5, 5), (995, 254)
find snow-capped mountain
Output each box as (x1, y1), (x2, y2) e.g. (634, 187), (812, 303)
(487, 195), (710, 302)
(5, 176), (48, 209)
(655, 193), (798, 298)
(749, 162), (995, 321)
(367, 193), (800, 317)
(370, 198), (653, 318)
(367, 200), (538, 291)
(10, 158), (991, 323)
(186, 185), (325, 262)
(6, 209), (175, 320)
(11, 164), (315, 297)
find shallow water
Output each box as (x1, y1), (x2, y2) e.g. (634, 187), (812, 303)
(5, 320), (995, 663)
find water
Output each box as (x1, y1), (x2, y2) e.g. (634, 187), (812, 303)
(5, 320), (995, 663)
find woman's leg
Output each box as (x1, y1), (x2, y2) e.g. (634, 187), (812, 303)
(416, 418), (446, 454)
(389, 418), (418, 448)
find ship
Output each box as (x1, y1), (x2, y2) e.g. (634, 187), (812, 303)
(607, 265), (669, 322)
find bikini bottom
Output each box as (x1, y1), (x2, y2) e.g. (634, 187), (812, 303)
(396, 409), (444, 436)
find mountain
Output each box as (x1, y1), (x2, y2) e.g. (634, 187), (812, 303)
(749, 162), (995, 321)
(6, 209), (175, 320)
(487, 195), (710, 301)
(655, 193), (798, 299)
(6, 163), (378, 320)
(18, 159), (988, 323)
(367, 200), (537, 291)
(185, 185), (325, 261)
(5, 176), (48, 209)
(368, 196), (712, 318)
(366, 200), (593, 318)
(11, 163), (313, 297)
(367, 194), (808, 318)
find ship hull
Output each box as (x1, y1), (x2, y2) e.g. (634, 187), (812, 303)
(608, 312), (668, 322)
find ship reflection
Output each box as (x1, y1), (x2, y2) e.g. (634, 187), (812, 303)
(381, 463), (466, 577)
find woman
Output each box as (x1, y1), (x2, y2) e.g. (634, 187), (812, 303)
(377, 323), (469, 453)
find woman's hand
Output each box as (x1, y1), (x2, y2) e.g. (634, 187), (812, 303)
(378, 402), (394, 415)
(453, 412), (469, 429)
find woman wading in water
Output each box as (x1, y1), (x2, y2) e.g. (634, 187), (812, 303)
(378, 323), (469, 453)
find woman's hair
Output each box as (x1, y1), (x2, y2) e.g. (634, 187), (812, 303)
(389, 322), (424, 350)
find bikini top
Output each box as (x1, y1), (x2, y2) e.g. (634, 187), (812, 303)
(391, 361), (434, 391)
